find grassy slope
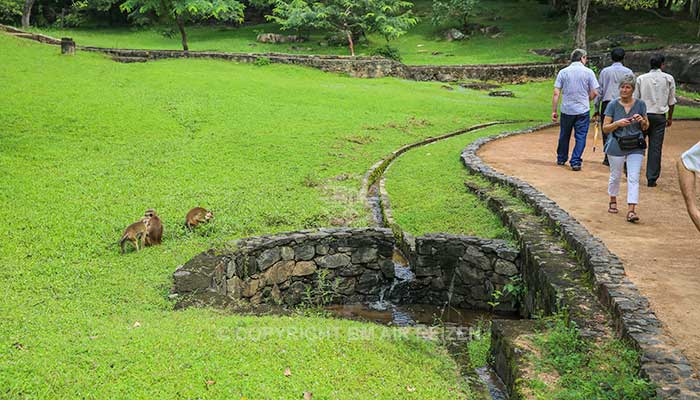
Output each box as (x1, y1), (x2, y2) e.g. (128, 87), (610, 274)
(385, 122), (536, 238)
(0, 32), (556, 399)
(32, 0), (700, 65)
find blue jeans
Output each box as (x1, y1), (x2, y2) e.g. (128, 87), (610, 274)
(557, 112), (590, 167)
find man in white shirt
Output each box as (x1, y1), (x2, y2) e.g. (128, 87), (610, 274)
(634, 54), (677, 187)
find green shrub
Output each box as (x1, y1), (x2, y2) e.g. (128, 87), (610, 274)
(253, 56), (271, 66)
(369, 44), (402, 62)
(0, 0), (21, 24)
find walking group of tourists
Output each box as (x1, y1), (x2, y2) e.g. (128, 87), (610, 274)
(550, 47), (699, 230)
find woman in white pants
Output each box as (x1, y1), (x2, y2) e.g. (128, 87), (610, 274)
(602, 75), (650, 223)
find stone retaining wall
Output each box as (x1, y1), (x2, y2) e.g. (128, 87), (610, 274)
(405, 63), (561, 82)
(83, 47), (563, 83)
(176, 228), (396, 306)
(461, 123), (700, 399)
(0, 24), (563, 83)
(174, 228), (520, 311)
(591, 45), (700, 89)
(403, 234), (520, 312)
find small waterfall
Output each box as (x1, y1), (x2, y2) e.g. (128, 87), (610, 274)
(369, 255), (415, 312)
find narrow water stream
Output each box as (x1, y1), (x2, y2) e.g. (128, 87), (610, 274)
(324, 255), (511, 400)
(366, 183), (385, 227)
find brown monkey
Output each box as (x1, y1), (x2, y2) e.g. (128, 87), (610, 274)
(143, 209), (163, 246)
(185, 207), (213, 230)
(120, 218), (150, 254)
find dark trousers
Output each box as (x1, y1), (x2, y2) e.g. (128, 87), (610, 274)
(557, 112), (590, 167)
(600, 101), (610, 164)
(645, 113), (667, 183)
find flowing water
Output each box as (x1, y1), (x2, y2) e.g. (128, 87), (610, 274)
(366, 184), (385, 227)
(324, 252), (511, 399)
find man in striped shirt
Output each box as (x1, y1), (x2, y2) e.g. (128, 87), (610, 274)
(593, 47), (633, 166)
(552, 48), (600, 171)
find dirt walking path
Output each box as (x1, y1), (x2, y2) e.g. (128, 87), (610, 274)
(479, 120), (700, 370)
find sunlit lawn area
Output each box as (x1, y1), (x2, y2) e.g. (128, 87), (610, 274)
(31, 0), (700, 65)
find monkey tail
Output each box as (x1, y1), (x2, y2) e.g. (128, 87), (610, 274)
(118, 234), (128, 253)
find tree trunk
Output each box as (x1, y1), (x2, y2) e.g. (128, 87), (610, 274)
(345, 30), (355, 56)
(21, 0), (35, 29)
(176, 17), (189, 51)
(692, 0), (700, 19)
(573, 0), (590, 49)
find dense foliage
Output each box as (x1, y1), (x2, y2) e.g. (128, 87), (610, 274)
(0, 0), (21, 23)
(120, 0), (245, 49)
(267, 0), (417, 55)
(431, 0), (477, 29)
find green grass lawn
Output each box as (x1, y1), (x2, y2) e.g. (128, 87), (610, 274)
(30, 0), (700, 65)
(0, 32), (555, 399)
(384, 122), (537, 239)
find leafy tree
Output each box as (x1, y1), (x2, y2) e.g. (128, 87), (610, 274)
(431, 0), (478, 30)
(0, 0), (22, 24)
(268, 0), (417, 56)
(120, 0), (245, 51)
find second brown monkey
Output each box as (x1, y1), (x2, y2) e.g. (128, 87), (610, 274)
(185, 207), (213, 230)
(143, 209), (163, 246)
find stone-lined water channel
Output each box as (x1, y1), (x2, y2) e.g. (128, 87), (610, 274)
(174, 228), (522, 398)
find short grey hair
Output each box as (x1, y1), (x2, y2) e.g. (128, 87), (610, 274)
(571, 48), (587, 62)
(619, 74), (636, 89)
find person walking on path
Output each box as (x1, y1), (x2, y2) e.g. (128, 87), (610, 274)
(552, 48), (600, 171)
(593, 47), (633, 167)
(634, 54), (676, 187)
(678, 142), (700, 232)
(602, 75), (649, 223)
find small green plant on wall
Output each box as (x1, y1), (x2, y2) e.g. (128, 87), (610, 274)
(488, 275), (525, 309)
(302, 269), (341, 308)
(253, 56), (272, 66)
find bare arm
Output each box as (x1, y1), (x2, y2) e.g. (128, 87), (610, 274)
(594, 71), (604, 111)
(589, 72), (600, 101)
(667, 104), (675, 127)
(677, 159), (700, 233)
(552, 88), (561, 122)
(602, 116), (616, 134)
(589, 87), (599, 101)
